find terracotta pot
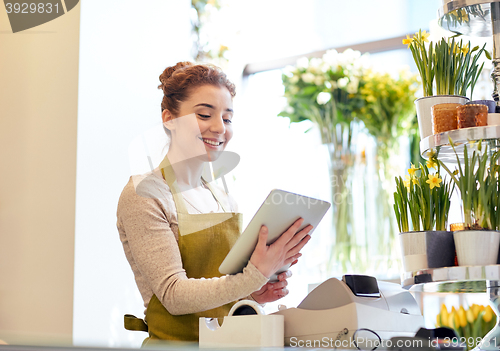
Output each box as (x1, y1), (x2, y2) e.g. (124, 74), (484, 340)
(431, 103), (460, 134)
(457, 104), (488, 129)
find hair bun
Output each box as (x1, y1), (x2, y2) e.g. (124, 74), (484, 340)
(158, 62), (193, 91)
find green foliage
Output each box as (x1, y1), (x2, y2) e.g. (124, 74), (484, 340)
(405, 29), (488, 98)
(393, 161), (454, 232)
(439, 140), (500, 230)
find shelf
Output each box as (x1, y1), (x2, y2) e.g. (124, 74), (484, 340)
(438, 0), (500, 37)
(419, 125), (500, 162)
(401, 264), (500, 291)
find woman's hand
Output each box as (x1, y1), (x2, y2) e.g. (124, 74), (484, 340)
(250, 270), (293, 304)
(249, 218), (312, 279)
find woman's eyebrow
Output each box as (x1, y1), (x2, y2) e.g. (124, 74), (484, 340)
(194, 103), (233, 113)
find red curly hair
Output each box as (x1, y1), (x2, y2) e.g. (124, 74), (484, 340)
(158, 62), (236, 116)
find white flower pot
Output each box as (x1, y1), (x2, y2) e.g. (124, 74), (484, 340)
(415, 95), (469, 140)
(453, 230), (500, 266)
(399, 231), (455, 272)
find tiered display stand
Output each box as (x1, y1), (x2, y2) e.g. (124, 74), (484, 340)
(403, 2), (500, 350)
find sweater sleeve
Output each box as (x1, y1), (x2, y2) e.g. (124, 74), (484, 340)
(117, 175), (268, 316)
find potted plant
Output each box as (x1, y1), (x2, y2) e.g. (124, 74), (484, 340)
(438, 139), (500, 266)
(394, 160), (455, 272)
(404, 29), (489, 139)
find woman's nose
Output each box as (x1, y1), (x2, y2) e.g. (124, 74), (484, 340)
(210, 115), (226, 134)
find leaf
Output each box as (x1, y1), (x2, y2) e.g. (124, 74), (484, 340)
(486, 50), (492, 60)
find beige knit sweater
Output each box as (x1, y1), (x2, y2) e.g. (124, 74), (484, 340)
(116, 171), (268, 316)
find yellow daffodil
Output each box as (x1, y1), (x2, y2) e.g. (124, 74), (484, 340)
(408, 163), (418, 177)
(427, 149), (436, 159)
(426, 174), (442, 189)
(461, 44), (469, 54)
(420, 30), (430, 42)
(404, 175), (411, 189)
(426, 158), (438, 169)
(412, 177), (418, 186)
(402, 34), (413, 48)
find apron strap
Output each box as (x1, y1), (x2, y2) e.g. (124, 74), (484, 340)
(124, 314), (148, 332)
(202, 178), (229, 213)
(159, 156), (230, 213)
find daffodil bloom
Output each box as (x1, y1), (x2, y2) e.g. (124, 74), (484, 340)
(404, 175), (411, 189)
(412, 177), (418, 186)
(408, 163), (418, 176)
(461, 44), (469, 54)
(426, 174), (442, 189)
(426, 159), (438, 169)
(420, 30), (430, 42)
(402, 35), (413, 48)
(427, 149), (436, 159)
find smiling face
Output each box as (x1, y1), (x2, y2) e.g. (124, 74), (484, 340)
(163, 84), (233, 162)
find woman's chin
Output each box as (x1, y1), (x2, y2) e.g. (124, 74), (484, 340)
(197, 149), (223, 162)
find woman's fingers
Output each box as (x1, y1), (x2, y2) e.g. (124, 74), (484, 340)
(256, 225), (268, 251)
(284, 252), (303, 266)
(286, 234), (311, 258)
(284, 224), (313, 252)
(274, 218), (304, 246)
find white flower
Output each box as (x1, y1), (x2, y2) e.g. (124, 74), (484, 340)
(314, 75), (324, 85)
(325, 81), (332, 89)
(316, 92), (331, 105)
(296, 57), (309, 69)
(301, 72), (316, 84)
(289, 75), (300, 84)
(282, 65), (296, 77)
(285, 106), (295, 114)
(337, 77), (349, 88)
(346, 81), (358, 94)
(322, 49), (339, 66)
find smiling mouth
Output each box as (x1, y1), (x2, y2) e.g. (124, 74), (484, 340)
(199, 138), (224, 146)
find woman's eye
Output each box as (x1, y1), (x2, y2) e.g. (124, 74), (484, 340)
(198, 114), (210, 118)
(224, 119), (232, 124)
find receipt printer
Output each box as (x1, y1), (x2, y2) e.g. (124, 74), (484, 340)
(271, 275), (424, 348)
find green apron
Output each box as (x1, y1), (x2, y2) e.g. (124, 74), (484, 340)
(124, 158), (242, 343)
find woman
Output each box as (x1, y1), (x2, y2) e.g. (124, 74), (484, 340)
(117, 62), (312, 343)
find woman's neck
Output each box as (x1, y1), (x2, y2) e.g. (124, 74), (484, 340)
(166, 147), (205, 190)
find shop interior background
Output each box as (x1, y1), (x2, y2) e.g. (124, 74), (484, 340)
(0, 0), (494, 348)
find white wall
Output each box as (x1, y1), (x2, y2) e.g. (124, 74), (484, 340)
(74, 0), (191, 347)
(0, 2), (80, 345)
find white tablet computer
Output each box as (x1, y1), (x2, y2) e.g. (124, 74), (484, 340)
(219, 189), (331, 279)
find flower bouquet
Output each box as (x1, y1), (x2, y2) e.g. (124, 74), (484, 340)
(436, 303), (496, 350)
(280, 49), (368, 272)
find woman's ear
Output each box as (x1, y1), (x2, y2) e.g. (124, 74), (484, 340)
(162, 109), (175, 131)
